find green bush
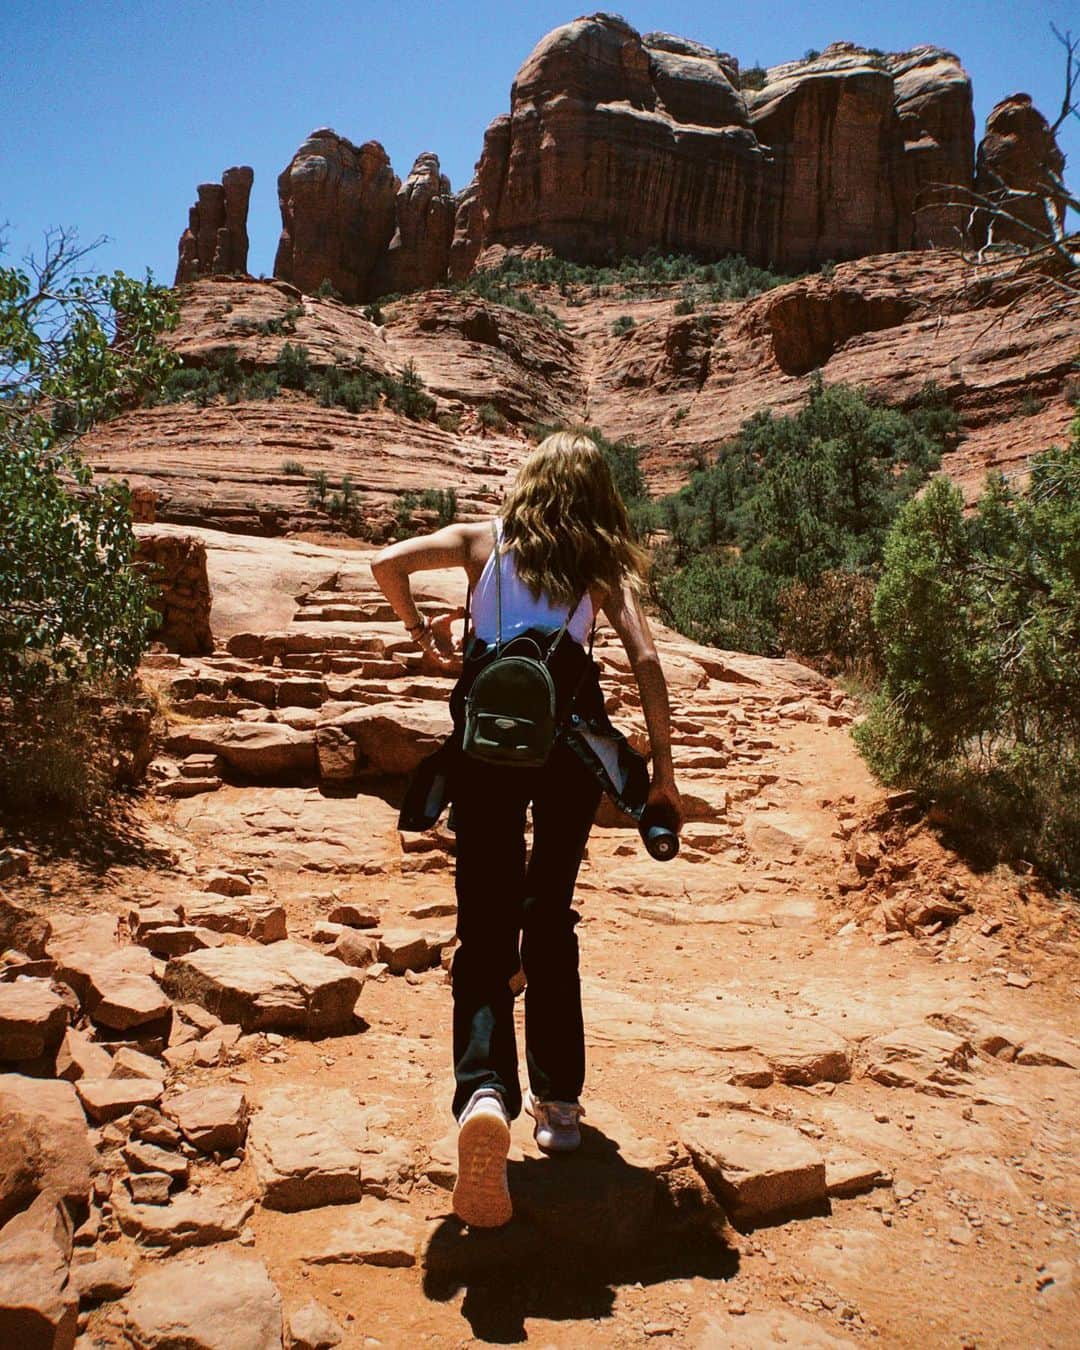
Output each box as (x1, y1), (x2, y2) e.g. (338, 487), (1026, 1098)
(855, 427), (1080, 886)
(1, 233), (177, 697)
(673, 297), (696, 315)
(153, 348), (279, 406)
(741, 65), (767, 90)
(611, 314), (636, 336)
(477, 402), (508, 432)
(419, 487), (458, 526)
(281, 459), (306, 476)
(384, 362), (435, 421)
(316, 278), (342, 300)
(652, 377), (955, 655)
(276, 343), (312, 391)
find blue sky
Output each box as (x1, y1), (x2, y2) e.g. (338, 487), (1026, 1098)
(3, 0), (1076, 283)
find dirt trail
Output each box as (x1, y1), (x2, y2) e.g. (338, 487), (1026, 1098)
(7, 531), (1078, 1349)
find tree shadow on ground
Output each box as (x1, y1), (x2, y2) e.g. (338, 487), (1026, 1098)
(1, 793), (180, 877)
(422, 1122), (740, 1344)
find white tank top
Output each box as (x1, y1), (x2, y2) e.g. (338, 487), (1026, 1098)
(470, 519), (594, 647)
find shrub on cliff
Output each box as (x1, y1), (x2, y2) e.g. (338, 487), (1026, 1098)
(856, 429), (1080, 887)
(653, 377), (956, 657)
(1, 230), (177, 698)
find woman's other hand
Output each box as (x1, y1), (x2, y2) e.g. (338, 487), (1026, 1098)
(646, 779), (684, 834)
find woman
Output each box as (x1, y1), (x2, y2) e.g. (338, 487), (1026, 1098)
(371, 429), (682, 1228)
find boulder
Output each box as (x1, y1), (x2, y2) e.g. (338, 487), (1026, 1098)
(52, 947), (169, 1033)
(287, 1300), (343, 1349)
(0, 1190), (77, 1350)
(70, 1255), (133, 1305)
(55, 1028), (113, 1083)
(323, 700), (451, 775)
(162, 942), (361, 1034)
(0, 897), (50, 960)
(0, 1077), (94, 1227)
(683, 1114), (827, 1222)
(860, 1023), (974, 1096)
(123, 1252), (282, 1349)
(162, 1086), (249, 1154)
(377, 931), (431, 976)
(0, 981), (69, 1061)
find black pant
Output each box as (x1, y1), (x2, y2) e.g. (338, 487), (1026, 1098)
(450, 740), (603, 1120)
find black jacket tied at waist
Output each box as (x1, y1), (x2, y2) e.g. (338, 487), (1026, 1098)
(397, 627), (650, 831)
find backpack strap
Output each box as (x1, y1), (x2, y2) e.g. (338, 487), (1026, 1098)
(492, 518), (503, 657)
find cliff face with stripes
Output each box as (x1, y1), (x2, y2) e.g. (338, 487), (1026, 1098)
(177, 16), (1067, 302)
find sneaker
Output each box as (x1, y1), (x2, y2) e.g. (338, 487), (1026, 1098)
(524, 1090), (584, 1154)
(452, 1089), (512, 1228)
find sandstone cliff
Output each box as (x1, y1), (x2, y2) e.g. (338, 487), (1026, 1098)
(175, 166), (253, 285)
(174, 17), (1066, 300)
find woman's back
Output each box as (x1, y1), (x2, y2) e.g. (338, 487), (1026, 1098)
(470, 520), (594, 646)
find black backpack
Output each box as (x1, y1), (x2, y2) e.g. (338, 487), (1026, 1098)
(461, 523), (593, 768)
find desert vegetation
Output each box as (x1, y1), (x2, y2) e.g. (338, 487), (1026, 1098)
(0, 230), (176, 812)
(152, 345), (436, 421)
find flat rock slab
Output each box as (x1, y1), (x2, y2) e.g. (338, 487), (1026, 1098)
(162, 942), (361, 1034)
(302, 1200), (422, 1266)
(167, 721), (316, 781)
(860, 1023), (974, 1097)
(249, 1087), (401, 1211)
(162, 1086), (249, 1154)
(123, 1251), (283, 1349)
(76, 1076), (164, 1123)
(683, 1113), (827, 1223)
(114, 1187), (254, 1252)
(54, 946), (170, 1032)
(0, 980), (69, 1061)
(0, 1074), (94, 1226)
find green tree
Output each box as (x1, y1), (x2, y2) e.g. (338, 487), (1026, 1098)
(653, 379), (954, 654)
(0, 230), (178, 695)
(856, 426), (1080, 885)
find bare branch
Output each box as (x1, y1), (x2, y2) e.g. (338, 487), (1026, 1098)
(1049, 24), (1080, 133)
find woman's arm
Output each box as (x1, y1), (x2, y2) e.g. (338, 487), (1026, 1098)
(601, 581), (683, 828)
(370, 522), (480, 671)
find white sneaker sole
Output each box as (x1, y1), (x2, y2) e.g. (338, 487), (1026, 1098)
(452, 1110), (512, 1228)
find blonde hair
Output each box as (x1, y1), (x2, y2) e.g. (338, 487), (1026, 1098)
(499, 429), (650, 608)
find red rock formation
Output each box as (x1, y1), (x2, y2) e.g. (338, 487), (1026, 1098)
(273, 130), (399, 302)
(461, 16), (768, 264)
(975, 95), (1067, 247)
(372, 154), (456, 295)
(749, 45), (900, 268)
(454, 22), (979, 276)
(888, 47), (974, 249)
(175, 167), (253, 286)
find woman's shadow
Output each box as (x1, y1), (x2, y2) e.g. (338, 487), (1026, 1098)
(422, 1121), (740, 1344)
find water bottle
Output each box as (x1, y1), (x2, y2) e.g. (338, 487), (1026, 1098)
(639, 803), (680, 861)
